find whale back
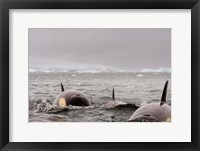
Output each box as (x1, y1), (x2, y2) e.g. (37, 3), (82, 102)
(129, 81), (171, 122)
(105, 88), (127, 108)
(129, 102), (171, 122)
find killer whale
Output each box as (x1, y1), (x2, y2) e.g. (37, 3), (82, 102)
(53, 83), (91, 107)
(128, 81), (171, 122)
(105, 88), (127, 108)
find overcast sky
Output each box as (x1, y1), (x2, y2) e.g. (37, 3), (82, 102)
(29, 28), (171, 71)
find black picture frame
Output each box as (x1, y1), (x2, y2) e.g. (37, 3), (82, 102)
(0, 0), (199, 151)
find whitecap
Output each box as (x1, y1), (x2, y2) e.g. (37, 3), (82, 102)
(136, 74), (144, 77)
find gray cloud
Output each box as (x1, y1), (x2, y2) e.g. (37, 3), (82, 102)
(29, 28), (171, 70)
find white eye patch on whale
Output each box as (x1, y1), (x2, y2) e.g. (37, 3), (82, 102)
(128, 81), (171, 122)
(53, 83), (91, 107)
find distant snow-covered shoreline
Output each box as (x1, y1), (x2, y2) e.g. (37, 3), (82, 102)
(29, 66), (171, 73)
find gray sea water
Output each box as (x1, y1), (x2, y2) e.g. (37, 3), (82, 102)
(29, 72), (171, 122)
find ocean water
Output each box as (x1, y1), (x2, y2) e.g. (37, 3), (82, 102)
(29, 72), (171, 122)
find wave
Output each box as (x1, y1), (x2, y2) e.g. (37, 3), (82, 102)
(136, 74), (144, 77)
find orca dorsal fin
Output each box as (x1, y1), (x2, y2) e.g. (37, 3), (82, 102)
(112, 88), (115, 101)
(61, 83), (64, 92)
(160, 80), (168, 106)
